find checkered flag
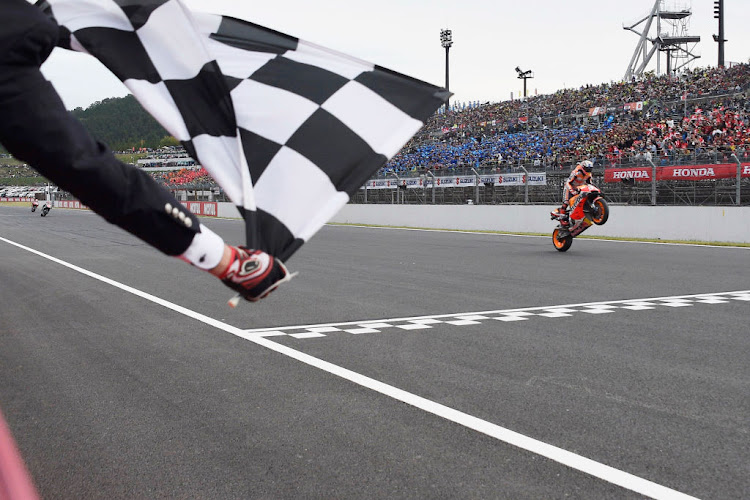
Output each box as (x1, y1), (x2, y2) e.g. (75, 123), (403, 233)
(37, 0), (449, 261)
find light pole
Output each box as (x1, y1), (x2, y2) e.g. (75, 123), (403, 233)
(515, 67), (533, 98)
(389, 172), (401, 204)
(440, 29), (453, 111)
(713, 0), (725, 68)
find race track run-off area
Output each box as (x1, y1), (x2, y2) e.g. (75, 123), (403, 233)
(1, 206), (748, 499)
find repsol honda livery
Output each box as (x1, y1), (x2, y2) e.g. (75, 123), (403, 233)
(549, 183), (609, 252)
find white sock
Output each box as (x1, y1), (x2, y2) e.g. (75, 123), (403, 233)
(180, 224), (225, 270)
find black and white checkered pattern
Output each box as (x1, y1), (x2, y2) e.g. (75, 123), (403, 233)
(246, 291), (750, 339)
(39, 0), (449, 260)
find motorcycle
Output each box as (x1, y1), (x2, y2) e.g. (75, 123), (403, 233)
(31, 200), (39, 212)
(550, 183), (609, 252)
(40, 202), (52, 217)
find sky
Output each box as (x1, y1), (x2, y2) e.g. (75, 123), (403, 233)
(39, 0), (750, 111)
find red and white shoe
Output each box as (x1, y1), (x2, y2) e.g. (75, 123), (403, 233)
(219, 246), (295, 307)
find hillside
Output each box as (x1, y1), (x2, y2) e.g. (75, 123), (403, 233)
(69, 95), (173, 151)
(0, 95), (173, 155)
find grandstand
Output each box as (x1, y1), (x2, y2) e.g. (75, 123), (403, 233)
(356, 62), (750, 206)
(4, 64), (749, 208)
(382, 63), (749, 173)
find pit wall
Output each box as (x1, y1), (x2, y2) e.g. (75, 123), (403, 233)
(20, 200), (748, 244)
(326, 204), (750, 244)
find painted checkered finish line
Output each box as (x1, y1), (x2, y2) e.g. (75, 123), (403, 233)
(38, 0), (449, 260)
(246, 290), (750, 339)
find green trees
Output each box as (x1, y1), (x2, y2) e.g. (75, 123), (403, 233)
(158, 136), (181, 148)
(71, 95), (172, 150)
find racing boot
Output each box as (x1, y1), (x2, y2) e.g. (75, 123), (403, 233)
(558, 204), (570, 227)
(560, 215), (570, 228)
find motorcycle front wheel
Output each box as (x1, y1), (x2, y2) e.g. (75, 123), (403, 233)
(552, 228), (572, 252)
(591, 198), (609, 225)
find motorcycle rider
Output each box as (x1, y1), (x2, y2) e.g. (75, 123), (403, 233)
(559, 160), (594, 226)
(31, 199), (39, 212)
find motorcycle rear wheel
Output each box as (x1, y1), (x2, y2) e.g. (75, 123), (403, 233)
(592, 198), (609, 225)
(552, 228), (572, 252)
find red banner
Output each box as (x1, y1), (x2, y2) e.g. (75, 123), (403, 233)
(605, 163), (750, 183)
(184, 201), (218, 217)
(604, 168), (652, 182)
(657, 164), (749, 181)
(58, 200), (88, 210)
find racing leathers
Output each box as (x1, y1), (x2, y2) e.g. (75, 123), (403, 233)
(562, 161), (593, 214)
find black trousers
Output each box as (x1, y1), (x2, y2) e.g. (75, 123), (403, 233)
(0, 0), (199, 255)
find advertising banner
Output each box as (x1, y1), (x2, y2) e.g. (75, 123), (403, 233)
(184, 201), (218, 216)
(392, 173), (548, 189)
(0, 197), (35, 202)
(623, 101), (644, 112)
(57, 200), (88, 209)
(367, 179), (403, 190)
(604, 168), (652, 182)
(605, 163), (750, 183)
(657, 164), (749, 181)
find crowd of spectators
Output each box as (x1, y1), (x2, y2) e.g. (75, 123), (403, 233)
(524, 64), (749, 118)
(383, 63), (750, 175)
(59, 63), (749, 193)
(7, 64), (745, 191)
(589, 96), (749, 166)
(148, 167), (213, 186)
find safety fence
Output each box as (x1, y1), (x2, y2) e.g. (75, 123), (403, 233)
(32, 156), (750, 208)
(354, 157), (750, 207)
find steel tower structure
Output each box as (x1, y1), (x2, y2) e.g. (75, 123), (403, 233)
(623, 0), (700, 80)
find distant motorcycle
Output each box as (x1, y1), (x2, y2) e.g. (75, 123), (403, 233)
(550, 184), (609, 252)
(40, 202), (52, 217)
(31, 200), (39, 212)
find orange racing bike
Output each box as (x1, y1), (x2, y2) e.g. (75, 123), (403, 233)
(550, 184), (609, 252)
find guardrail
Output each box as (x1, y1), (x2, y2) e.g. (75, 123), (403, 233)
(11, 155), (748, 208)
(355, 159), (750, 207)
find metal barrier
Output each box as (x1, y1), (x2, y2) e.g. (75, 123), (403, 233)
(354, 159), (750, 207)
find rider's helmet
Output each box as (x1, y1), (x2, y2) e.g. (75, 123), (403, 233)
(581, 160), (593, 173)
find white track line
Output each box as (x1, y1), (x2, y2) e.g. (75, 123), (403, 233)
(0, 235), (700, 500)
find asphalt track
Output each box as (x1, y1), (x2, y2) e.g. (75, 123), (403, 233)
(0, 205), (748, 499)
